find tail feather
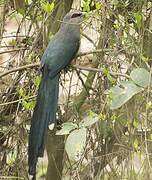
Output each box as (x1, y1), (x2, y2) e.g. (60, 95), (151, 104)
(28, 74), (59, 175)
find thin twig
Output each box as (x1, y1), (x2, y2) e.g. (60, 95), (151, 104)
(0, 63), (39, 78)
(145, 65), (152, 170)
(76, 49), (113, 57)
(82, 32), (97, 48)
(0, 48), (27, 54)
(74, 65), (130, 78)
(0, 35), (27, 39)
(75, 70), (90, 96)
(0, 95), (37, 106)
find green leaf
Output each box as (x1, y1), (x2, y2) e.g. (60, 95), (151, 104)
(65, 128), (86, 160)
(106, 81), (142, 110)
(91, 1), (94, 6)
(134, 12), (142, 29)
(150, 134), (152, 140)
(41, 1), (54, 14)
(99, 113), (106, 120)
(7, 149), (17, 165)
(79, 114), (99, 128)
(89, 109), (94, 116)
(130, 68), (150, 87)
(41, 1), (46, 11)
(113, 0), (119, 6)
(102, 68), (109, 74)
(107, 74), (116, 84)
(113, 24), (118, 29)
(133, 121), (138, 128)
(27, 89), (30, 98)
(22, 99), (27, 107)
(109, 91), (113, 99)
(18, 8), (24, 16)
(16, 88), (27, 99)
(29, 101), (36, 109)
(46, 1), (54, 14)
(96, 3), (100, 10)
(133, 139), (138, 150)
(24, 0), (29, 6)
(83, 2), (90, 12)
(146, 101), (151, 109)
(10, 12), (16, 19)
(30, 54), (34, 61)
(12, 39), (17, 46)
(49, 2), (54, 12)
(34, 76), (41, 87)
(49, 32), (53, 40)
(142, 56), (148, 62)
(25, 101), (35, 110)
(56, 122), (78, 135)
(16, 88), (23, 96)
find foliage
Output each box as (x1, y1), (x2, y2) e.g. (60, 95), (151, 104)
(57, 111), (99, 160)
(105, 68), (150, 109)
(41, 1), (54, 14)
(0, 0), (152, 180)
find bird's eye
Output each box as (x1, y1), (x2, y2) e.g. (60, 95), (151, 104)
(71, 13), (81, 18)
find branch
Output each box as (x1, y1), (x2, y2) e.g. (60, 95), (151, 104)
(0, 59), (130, 79)
(76, 49), (113, 57)
(0, 48), (131, 79)
(0, 48), (27, 54)
(0, 49), (107, 78)
(0, 62), (129, 79)
(0, 49), (114, 78)
(74, 65), (130, 78)
(0, 63), (39, 78)
(81, 32), (97, 48)
(0, 95), (37, 106)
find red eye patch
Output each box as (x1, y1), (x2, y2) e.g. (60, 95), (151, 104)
(71, 13), (81, 18)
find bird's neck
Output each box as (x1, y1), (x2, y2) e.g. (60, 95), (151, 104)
(60, 24), (80, 40)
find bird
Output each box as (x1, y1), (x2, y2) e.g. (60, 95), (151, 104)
(28, 10), (85, 179)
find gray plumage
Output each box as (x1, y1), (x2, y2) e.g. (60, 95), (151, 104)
(28, 10), (84, 179)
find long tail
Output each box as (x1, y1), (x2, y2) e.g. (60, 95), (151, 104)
(28, 73), (59, 176)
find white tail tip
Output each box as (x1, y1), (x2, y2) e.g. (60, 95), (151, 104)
(48, 123), (55, 130)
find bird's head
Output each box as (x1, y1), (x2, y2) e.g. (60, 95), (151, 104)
(62, 10), (86, 25)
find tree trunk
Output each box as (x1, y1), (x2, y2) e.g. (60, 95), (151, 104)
(46, 131), (65, 180)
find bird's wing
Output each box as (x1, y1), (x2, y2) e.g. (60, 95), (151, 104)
(40, 36), (80, 78)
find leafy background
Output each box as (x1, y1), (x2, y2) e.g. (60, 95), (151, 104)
(0, 0), (152, 180)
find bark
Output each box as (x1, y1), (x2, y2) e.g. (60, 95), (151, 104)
(47, 0), (73, 40)
(12, 0), (25, 10)
(46, 131), (64, 180)
(147, 8), (152, 63)
(0, 0), (6, 45)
